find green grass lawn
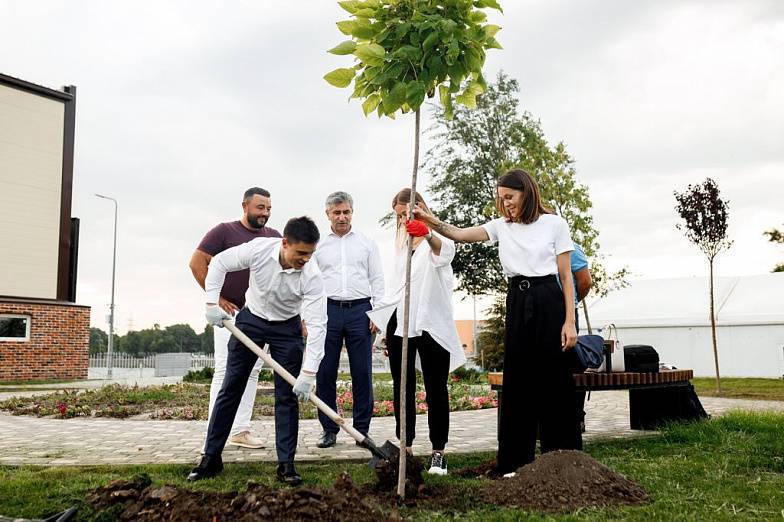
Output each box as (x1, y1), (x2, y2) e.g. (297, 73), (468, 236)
(693, 377), (784, 401)
(1, 411), (783, 520)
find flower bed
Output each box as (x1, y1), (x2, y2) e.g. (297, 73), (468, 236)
(0, 380), (497, 420)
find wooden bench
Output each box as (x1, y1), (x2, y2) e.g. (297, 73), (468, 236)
(488, 369), (706, 431)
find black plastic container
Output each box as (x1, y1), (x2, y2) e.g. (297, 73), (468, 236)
(623, 344), (660, 373)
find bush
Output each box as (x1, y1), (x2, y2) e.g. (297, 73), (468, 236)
(259, 369), (274, 382)
(451, 366), (485, 384)
(183, 367), (214, 383)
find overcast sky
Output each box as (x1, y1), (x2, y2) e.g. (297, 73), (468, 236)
(2, 0), (782, 334)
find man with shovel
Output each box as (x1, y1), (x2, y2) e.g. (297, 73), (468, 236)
(188, 216), (327, 485)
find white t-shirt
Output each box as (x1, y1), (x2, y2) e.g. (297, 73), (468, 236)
(481, 214), (574, 278)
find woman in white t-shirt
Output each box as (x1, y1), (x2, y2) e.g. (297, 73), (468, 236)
(412, 169), (580, 474)
(367, 188), (466, 476)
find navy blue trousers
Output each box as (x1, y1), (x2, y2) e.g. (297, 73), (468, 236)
(316, 299), (374, 436)
(204, 307), (304, 463)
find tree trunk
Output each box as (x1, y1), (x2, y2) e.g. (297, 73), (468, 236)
(581, 299), (592, 335)
(397, 108), (421, 499)
(709, 258), (721, 394)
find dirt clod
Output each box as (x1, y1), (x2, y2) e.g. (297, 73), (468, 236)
(483, 450), (649, 513)
(87, 472), (384, 521)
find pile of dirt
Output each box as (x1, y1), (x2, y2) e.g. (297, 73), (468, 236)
(86, 473), (385, 521)
(372, 451), (426, 500)
(483, 450), (649, 513)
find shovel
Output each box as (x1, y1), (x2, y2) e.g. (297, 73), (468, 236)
(222, 320), (397, 467)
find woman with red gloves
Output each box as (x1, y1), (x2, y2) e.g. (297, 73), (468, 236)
(366, 188), (465, 476)
(411, 169), (580, 475)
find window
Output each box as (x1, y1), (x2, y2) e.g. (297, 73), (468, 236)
(0, 315), (31, 342)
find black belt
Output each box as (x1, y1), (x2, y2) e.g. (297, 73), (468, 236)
(327, 297), (371, 308)
(508, 274), (557, 292)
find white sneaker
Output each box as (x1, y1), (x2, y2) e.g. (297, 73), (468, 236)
(427, 451), (448, 476)
(228, 431), (265, 449)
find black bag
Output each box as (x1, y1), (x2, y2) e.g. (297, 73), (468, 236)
(574, 335), (605, 372)
(624, 344), (659, 373)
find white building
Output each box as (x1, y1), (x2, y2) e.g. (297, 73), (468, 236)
(585, 273), (784, 378)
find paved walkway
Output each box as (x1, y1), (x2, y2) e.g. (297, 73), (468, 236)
(1, 391), (782, 466)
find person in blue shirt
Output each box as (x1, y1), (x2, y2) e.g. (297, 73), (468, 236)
(569, 243), (592, 432)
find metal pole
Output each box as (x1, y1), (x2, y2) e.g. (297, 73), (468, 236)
(96, 194), (118, 379)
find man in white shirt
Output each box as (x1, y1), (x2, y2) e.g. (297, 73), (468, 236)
(313, 192), (384, 448)
(187, 217), (327, 485)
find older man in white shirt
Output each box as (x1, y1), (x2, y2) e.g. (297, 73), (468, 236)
(313, 191), (385, 448)
(187, 216), (327, 486)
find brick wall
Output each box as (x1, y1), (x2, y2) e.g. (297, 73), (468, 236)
(0, 300), (90, 382)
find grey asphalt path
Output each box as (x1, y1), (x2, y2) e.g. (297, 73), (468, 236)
(1, 391), (782, 466)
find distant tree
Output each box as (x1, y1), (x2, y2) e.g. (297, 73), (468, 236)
(200, 325), (215, 354)
(164, 324), (201, 353)
(674, 178), (733, 393)
(763, 226), (784, 273)
(89, 327), (108, 355)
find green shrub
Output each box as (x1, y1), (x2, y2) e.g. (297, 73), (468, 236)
(451, 366), (485, 384)
(182, 367), (214, 383)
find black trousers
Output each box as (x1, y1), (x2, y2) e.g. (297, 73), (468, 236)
(497, 275), (582, 474)
(204, 308), (304, 463)
(386, 312), (450, 449)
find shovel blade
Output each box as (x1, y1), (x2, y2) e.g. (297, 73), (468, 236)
(359, 438), (398, 468)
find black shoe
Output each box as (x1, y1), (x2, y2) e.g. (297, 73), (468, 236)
(427, 451), (448, 476)
(276, 462), (302, 486)
(316, 431), (337, 448)
(187, 454), (223, 481)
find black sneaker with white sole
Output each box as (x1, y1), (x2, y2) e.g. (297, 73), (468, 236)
(427, 451), (448, 476)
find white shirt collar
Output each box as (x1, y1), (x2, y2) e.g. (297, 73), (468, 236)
(270, 240), (300, 273)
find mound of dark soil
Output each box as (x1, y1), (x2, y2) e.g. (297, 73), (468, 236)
(87, 472), (385, 521)
(372, 452), (426, 500)
(483, 450), (649, 513)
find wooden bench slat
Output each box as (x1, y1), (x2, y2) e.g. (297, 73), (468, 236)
(488, 369), (693, 390)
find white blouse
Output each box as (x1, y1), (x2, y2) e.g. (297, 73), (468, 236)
(366, 232), (466, 373)
(481, 214), (574, 278)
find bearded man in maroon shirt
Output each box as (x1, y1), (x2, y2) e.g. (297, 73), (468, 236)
(189, 187), (281, 449)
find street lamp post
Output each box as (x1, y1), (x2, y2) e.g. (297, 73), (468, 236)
(95, 194), (118, 379)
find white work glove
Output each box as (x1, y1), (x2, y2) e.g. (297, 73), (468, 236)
(205, 303), (231, 327)
(292, 372), (316, 401)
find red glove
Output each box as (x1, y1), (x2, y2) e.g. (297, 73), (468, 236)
(406, 219), (430, 237)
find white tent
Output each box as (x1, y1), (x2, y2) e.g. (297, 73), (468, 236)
(585, 273), (784, 378)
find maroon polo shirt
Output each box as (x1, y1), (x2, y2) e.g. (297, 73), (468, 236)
(197, 221), (282, 308)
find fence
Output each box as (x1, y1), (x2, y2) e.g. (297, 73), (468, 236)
(89, 354), (215, 370)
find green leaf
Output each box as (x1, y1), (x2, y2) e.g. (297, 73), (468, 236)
(475, 0), (503, 12)
(338, 1), (359, 14)
(439, 85), (454, 120)
(327, 40), (357, 55)
(362, 93), (381, 116)
(323, 67), (356, 88)
(469, 11), (487, 22)
(355, 8), (376, 18)
(448, 61), (467, 86)
(354, 43), (386, 66)
(382, 82), (406, 114)
(423, 31), (440, 52)
(456, 89), (477, 109)
(405, 80), (426, 110)
(485, 37), (503, 50)
(336, 20), (356, 35)
(465, 47), (484, 72)
(392, 45), (422, 61)
(483, 24), (501, 38)
(352, 18), (376, 39)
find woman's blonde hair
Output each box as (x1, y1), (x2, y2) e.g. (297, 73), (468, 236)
(495, 169), (552, 224)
